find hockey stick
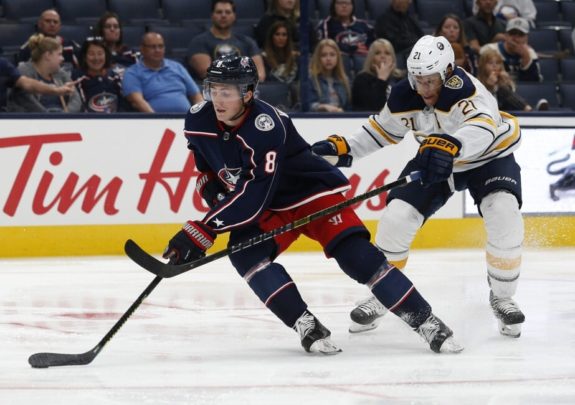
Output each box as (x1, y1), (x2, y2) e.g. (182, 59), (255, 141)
(125, 171), (421, 279)
(28, 275), (162, 368)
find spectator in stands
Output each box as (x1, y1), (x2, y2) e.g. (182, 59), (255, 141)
(480, 17), (542, 82)
(374, 0), (424, 63)
(94, 12), (138, 77)
(123, 32), (202, 113)
(73, 37), (129, 113)
(187, 0), (265, 82)
(17, 9), (80, 73)
(1, 57), (76, 112)
(255, 0), (315, 50)
(352, 39), (404, 112)
(308, 38), (351, 112)
(316, 0), (375, 77)
(477, 48), (533, 111)
(8, 34), (81, 113)
(472, 0), (537, 28)
(464, 0), (507, 54)
(435, 14), (477, 75)
(262, 20), (300, 109)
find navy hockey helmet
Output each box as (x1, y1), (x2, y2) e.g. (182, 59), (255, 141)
(203, 55), (259, 101)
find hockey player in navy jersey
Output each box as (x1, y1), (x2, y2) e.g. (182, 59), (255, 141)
(162, 55), (463, 354)
(312, 35), (526, 338)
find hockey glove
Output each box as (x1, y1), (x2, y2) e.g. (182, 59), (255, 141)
(162, 220), (216, 265)
(416, 134), (461, 186)
(311, 135), (353, 167)
(196, 172), (227, 209)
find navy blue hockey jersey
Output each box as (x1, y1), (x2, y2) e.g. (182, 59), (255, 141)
(184, 100), (350, 233)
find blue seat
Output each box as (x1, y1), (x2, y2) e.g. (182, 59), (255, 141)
(0, 23), (36, 50)
(54, 0), (106, 23)
(559, 83), (575, 110)
(560, 58), (575, 81)
(162, 0), (212, 22)
(3, 0), (54, 22)
(121, 25), (147, 48)
(538, 58), (559, 82)
(534, 1), (562, 27)
(560, 1), (575, 27)
(148, 25), (205, 55)
(529, 29), (560, 53)
(516, 82), (559, 108)
(58, 24), (93, 45)
(234, 0), (266, 20)
(366, 0), (417, 20)
(558, 28), (574, 55)
(416, 0), (466, 27)
(233, 20), (257, 39)
(108, 0), (162, 24)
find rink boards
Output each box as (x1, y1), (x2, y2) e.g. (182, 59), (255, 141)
(1, 115), (574, 257)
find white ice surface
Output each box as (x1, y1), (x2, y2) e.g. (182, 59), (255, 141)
(1, 248), (574, 405)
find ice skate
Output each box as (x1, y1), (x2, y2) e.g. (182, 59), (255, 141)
(349, 295), (388, 333)
(490, 291), (525, 338)
(293, 311), (342, 355)
(415, 314), (464, 354)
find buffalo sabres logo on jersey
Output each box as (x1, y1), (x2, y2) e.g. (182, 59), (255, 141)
(445, 75), (463, 90)
(218, 166), (241, 191)
(255, 114), (275, 131)
(190, 100), (207, 114)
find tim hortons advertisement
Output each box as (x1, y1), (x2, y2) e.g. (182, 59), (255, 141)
(1, 118), (461, 228)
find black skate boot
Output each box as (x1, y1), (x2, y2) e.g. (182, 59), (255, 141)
(490, 291), (525, 338)
(293, 310), (342, 355)
(349, 295), (388, 333)
(415, 314), (464, 353)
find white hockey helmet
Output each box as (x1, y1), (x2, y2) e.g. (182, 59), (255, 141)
(407, 35), (455, 89)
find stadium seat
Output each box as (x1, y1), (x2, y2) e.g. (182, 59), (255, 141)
(561, 1), (575, 27)
(558, 28), (574, 56)
(121, 25), (147, 48)
(538, 58), (559, 82)
(560, 58), (575, 81)
(54, 0), (106, 24)
(0, 23), (36, 52)
(233, 20), (257, 39)
(162, 0), (212, 22)
(2, 0), (54, 22)
(256, 82), (292, 110)
(234, 0), (266, 20)
(148, 25), (205, 56)
(516, 82), (559, 109)
(58, 24), (93, 45)
(366, 0), (416, 20)
(534, 1), (562, 27)
(415, 0), (466, 28)
(529, 29), (560, 53)
(559, 83), (575, 110)
(108, 0), (162, 24)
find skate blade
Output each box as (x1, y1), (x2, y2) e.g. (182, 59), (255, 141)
(348, 320), (381, 333)
(439, 337), (464, 353)
(308, 338), (342, 355)
(498, 321), (522, 338)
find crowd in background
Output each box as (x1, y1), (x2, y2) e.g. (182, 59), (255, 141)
(1, 0), (575, 114)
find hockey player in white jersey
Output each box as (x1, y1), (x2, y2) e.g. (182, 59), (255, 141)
(312, 35), (525, 338)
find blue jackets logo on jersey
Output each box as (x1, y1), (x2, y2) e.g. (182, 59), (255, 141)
(218, 166), (242, 191)
(255, 114), (275, 131)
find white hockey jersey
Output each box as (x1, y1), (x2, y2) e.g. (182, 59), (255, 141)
(346, 66), (521, 172)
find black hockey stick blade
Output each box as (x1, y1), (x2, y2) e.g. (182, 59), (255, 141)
(125, 171), (421, 279)
(28, 275), (162, 368)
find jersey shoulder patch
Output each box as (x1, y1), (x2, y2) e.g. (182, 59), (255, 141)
(386, 78), (426, 113)
(435, 68), (476, 112)
(189, 100), (208, 114)
(254, 113), (275, 131)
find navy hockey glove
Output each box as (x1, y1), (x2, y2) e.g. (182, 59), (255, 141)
(162, 220), (216, 265)
(416, 134), (461, 186)
(196, 172), (227, 209)
(311, 135), (353, 167)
